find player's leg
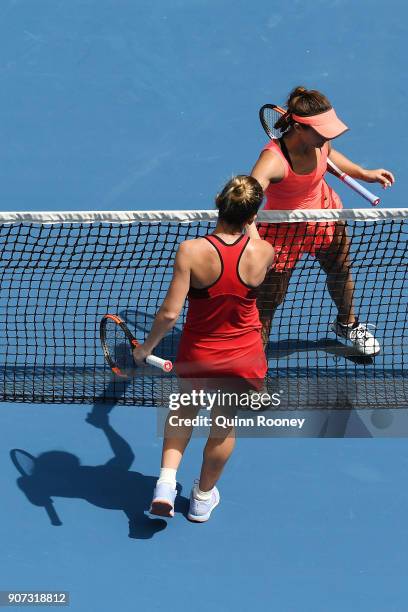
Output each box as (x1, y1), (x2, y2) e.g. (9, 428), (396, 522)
(256, 222), (298, 347)
(257, 268), (293, 346)
(199, 420), (235, 492)
(316, 221), (380, 355)
(315, 220), (355, 324)
(187, 387), (238, 522)
(161, 395), (201, 469)
(150, 379), (201, 517)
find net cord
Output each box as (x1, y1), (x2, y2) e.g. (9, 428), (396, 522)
(1, 208), (408, 225)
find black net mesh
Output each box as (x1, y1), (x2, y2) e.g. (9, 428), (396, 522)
(0, 212), (407, 409)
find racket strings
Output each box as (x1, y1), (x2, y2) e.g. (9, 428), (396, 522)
(262, 106), (290, 139)
(104, 319), (135, 374)
(11, 450), (36, 476)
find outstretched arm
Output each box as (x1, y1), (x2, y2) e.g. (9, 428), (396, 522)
(329, 146), (395, 189)
(251, 150), (285, 191)
(245, 218), (261, 240)
(132, 242), (191, 363)
(245, 219), (275, 270)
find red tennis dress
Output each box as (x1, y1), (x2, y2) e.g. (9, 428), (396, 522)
(175, 234), (267, 385)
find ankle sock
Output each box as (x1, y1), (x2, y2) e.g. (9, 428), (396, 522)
(157, 467), (177, 487)
(193, 484), (213, 501)
(337, 318), (358, 328)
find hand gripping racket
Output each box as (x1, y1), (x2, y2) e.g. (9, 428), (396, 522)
(100, 314), (173, 378)
(259, 104), (380, 206)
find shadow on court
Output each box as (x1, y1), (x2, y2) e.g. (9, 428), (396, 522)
(122, 307), (375, 365)
(266, 336), (374, 365)
(9, 380), (189, 539)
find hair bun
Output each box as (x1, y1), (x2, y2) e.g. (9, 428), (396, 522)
(215, 175), (264, 226)
(288, 86), (308, 107)
(233, 178), (249, 198)
(286, 86), (332, 117)
(291, 86), (308, 97)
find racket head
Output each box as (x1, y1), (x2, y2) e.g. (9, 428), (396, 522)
(10, 449), (63, 525)
(10, 449), (36, 476)
(259, 104), (288, 139)
(260, 103), (340, 179)
(100, 314), (139, 379)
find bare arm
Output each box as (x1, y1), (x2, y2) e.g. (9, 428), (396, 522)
(244, 217), (275, 275)
(245, 219), (260, 240)
(329, 146), (395, 189)
(265, 242), (275, 269)
(245, 221), (275, 267)
(251, 150), (285, 191)
(132, 242), (191, 362)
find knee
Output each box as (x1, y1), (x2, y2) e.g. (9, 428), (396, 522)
(180, 405), (200, 419)
(168, 404), (200, 423)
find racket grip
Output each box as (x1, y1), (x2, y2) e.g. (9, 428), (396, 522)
(145, 354), (173, 372)
(45, 501), (62, 526)
(130, 337), (173, 372)
(339, 174), (380, 206)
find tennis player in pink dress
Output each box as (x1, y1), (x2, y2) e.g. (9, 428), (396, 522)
(252, 86), (395, 355)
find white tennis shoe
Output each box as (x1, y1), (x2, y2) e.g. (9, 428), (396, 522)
(331, 318), (380, 356)
(187, 485), (220, 522)
(150, 482), (177, 518)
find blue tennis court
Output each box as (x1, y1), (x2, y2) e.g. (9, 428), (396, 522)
(1, 1), (408, 610)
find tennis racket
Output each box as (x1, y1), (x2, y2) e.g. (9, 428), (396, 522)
(100, 314), (173, 378)
(10, 449), (62, 526)
(259, 104), (380, 206)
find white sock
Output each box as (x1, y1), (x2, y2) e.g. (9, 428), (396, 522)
(157, 467), (177, 487)
(337, 318), (357, 328)
(193, 484), (213, 501)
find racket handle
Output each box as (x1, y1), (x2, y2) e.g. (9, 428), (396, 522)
(45, 501), (62, 526)
(145, 354), (173, 372)
(130, 338), (173, 372)
(328, 160), (380, 206)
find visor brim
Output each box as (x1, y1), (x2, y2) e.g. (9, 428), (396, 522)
(313, 123), (349, 140)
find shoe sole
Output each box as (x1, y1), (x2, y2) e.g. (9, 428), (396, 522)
(150, 499), (174, 518)
(356, 349), (381, 357)
(187, 497), (220, 523)
(344, 346), (381, 357)
(331, 327), (381, 357)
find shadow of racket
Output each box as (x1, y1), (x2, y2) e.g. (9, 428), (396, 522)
(10, 449), (62, 526)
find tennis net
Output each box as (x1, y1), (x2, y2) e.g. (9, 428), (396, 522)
(0, 209), (407, 409)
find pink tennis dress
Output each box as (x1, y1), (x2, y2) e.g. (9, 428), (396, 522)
(258, 139), (343, 271)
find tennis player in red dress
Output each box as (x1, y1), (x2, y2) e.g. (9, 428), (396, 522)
(133, 176), (274, 522)
(252, 86), (395, 355)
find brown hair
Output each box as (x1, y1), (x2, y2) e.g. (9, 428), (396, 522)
(215, 175), (263, 226)
(275, 86), (332, 132)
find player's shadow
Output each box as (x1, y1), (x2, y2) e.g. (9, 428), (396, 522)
(311, 396), (373, 438)
(11, 380), (189, 539)
(264, 340), (375, 436)
(267, 337), (374, 365)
